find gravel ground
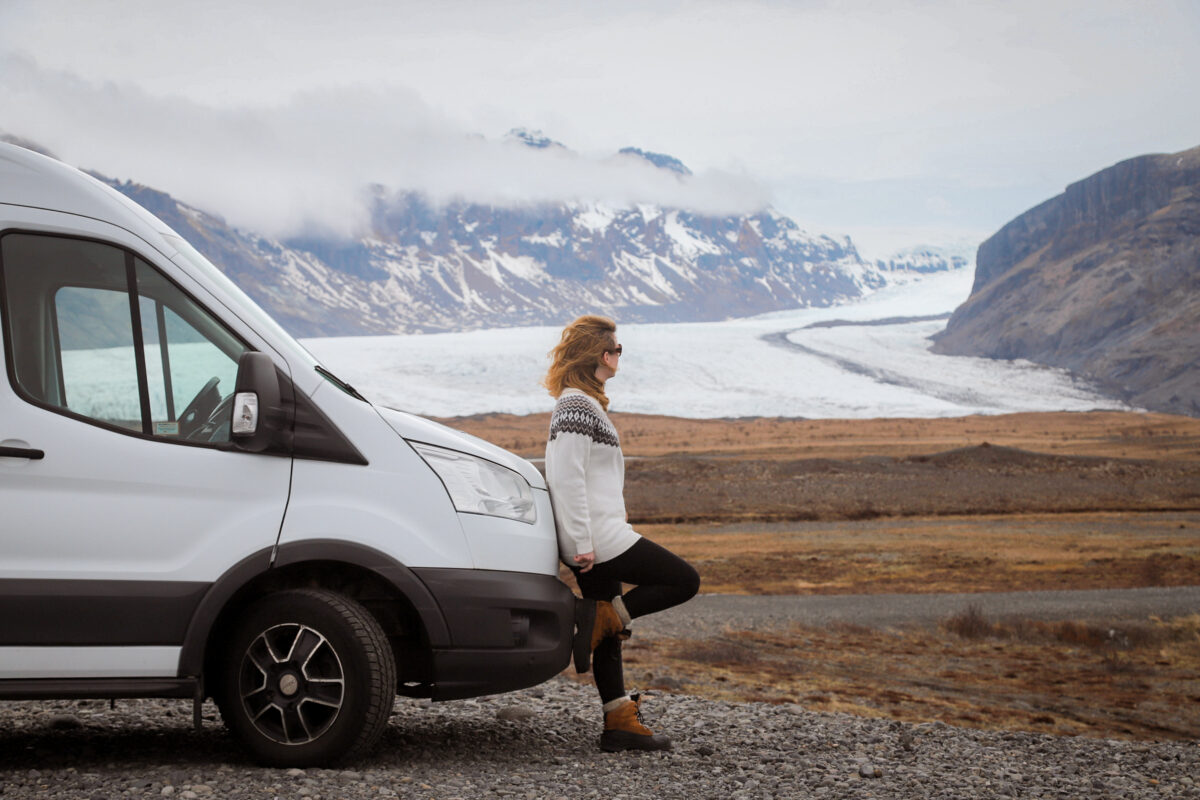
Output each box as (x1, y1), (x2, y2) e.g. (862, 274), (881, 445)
(1, 677), (1198, 800)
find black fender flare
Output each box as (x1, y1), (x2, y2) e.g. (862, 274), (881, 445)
(176, 540), (451, 677)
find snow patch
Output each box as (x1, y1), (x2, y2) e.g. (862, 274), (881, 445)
(664, 211), (721, 257)
(492, 251), (544, 282)
(574, 204), (615, 233)
(637, 204), (661, 225)
(524, 231), (566, 248)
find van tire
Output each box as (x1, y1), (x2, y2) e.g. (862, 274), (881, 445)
(216, 588), (396, 767)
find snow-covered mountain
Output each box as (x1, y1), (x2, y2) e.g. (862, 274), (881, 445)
(873, 245), (971, 282)
(62, 130), (958, 337)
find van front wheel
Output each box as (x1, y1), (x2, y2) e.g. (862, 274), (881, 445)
(217, 589), (396, 766)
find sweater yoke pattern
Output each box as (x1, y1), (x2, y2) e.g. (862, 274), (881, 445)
(549, 394), (620, 448)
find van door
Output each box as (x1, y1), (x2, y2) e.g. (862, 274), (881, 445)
(0, 231), (292, 680)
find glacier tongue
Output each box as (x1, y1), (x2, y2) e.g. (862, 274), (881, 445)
(303, 269), (1125, 420)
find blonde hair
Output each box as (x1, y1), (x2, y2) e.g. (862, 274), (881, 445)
(543, 315), (618, 410)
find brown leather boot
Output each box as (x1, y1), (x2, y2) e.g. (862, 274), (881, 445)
(573, 599), (629, 673)
(590, 601), (626, 650)
(600, 694), (672, 752)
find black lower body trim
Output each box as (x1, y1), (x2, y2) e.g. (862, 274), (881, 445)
(0, 579), (210, 646)
(0, 677), (196, 700)
(412, 568), (575, 701)
(430, 647), (567, 700)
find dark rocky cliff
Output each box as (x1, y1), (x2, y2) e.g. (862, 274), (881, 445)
(933, 145), (1200, 416)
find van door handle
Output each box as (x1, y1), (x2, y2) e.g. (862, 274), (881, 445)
(0, 446), (44, 459)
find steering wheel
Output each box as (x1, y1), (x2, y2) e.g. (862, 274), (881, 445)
(178, 376), (221, 438)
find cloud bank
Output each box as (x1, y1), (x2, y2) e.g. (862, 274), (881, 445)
(0, 55), (770, 238)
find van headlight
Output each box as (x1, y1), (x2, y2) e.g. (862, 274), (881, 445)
(410, 442), (536, 524)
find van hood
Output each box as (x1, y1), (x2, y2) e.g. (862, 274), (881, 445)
(375, 406), (546, 490)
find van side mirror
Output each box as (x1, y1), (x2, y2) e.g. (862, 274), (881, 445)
(231, 351), (282, 452)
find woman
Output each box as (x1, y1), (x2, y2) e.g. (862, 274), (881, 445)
(543, 314), (700, 752)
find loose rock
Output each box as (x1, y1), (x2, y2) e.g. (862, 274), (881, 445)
(0, 679), (1196, 799)
(497, 705), (537, 722)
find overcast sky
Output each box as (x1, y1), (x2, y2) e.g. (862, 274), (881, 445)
(3, 0), (1198, 258)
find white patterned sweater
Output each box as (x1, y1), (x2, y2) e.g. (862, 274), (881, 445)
(545, 388), (641, 564)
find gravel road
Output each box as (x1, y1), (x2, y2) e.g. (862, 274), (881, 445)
(633, 585), (1200, 640)
(2, 677), (1198, 800)
(3, 587), (1197, 798)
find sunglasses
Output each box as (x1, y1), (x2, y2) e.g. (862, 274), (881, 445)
(607, 344), (623, 356)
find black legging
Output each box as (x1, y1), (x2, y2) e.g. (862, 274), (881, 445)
(572, 537), (700, 704)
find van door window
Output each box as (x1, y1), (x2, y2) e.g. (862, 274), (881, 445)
(133, 260), (245, 441)
(57, 285), (144, 430)
(0, 232), (249, 444)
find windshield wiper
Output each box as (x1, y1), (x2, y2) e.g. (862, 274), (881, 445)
(315, 365), (367, 402)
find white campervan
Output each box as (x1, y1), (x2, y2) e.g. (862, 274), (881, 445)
(0, 142), (575, 766)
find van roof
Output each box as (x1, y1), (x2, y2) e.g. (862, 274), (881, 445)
(0, 141), (325, 384)
(0, 142), (175, 248)
(0, 141), (295, 358)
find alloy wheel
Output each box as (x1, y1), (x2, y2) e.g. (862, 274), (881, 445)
(238, 622), (346, 745)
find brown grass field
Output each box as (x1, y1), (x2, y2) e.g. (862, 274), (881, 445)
(440, 409), (1200, 462)
(620, 611), (1200, 742)
(444, 410), (1200, 741)
(634, 513), (1200, 596)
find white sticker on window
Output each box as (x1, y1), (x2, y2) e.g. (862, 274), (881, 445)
(154, 421), (180, 436)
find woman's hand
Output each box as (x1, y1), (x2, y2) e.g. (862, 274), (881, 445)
(573, 551), (596, 573)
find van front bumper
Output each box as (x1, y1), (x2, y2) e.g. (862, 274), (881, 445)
(411, 567), (575, 701)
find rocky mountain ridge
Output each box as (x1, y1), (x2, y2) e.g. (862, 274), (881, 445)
(3, 131), (962, 338)
(933, 144), (1200, 416)
(114, 178), (890, 337)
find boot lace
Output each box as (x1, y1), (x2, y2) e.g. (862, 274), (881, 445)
(629, 690), (647, 727)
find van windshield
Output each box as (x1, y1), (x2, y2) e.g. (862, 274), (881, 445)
(164, 234), (321, 369)
(164, 235), (370, 404)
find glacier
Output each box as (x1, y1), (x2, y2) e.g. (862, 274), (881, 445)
(303, 269), (1126, 420)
